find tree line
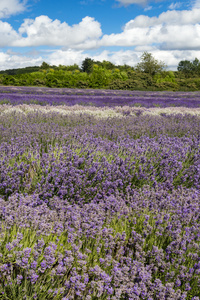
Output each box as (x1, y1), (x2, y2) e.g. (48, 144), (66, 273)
(0, 52), (200, 91)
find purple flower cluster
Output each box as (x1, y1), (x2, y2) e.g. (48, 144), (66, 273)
(0, 111), (200, 202)
(0, 94), (200, 299)
(0, 86), (200, 107)
(0, 187), (200, 299)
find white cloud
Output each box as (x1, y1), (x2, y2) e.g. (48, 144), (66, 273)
(13, 15), (102, 48)
(47, 49), (87, 66)
(193, 0), (200, 8)
(124, 8), (200, 27)
(168, 2), (182, 10)
(98, 8), (200, 50)
(0, 0), (27, 18)
(0, 8), (199, 52)
(45, 49), (200, 71)
(0, 21), (19, 46)
(0, 49), (140, 71)
(0, 15), (102, 49)
(1, 48), (200, 71)
(0, 5), (200, 71)
(144, 6), (153, 11)
(0, 52), (43, 70)
(94, 50), (140, 66)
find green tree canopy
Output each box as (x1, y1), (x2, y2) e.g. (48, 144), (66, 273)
(81, 58), (94, 74)
(40, 62), (50, 70)
(136, 52), (166, 76)
(177, 58), (200, 75)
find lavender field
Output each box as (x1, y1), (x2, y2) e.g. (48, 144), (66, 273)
(0, 86), (200, 300)
(1, 86), (200, 107)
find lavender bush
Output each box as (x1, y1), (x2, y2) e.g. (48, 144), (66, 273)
(0, 88), (200, 299)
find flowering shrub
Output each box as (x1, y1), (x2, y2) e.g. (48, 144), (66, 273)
(0, 89), (200, 299)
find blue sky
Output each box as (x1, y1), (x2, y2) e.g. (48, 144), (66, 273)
(0, 0), (199, 70)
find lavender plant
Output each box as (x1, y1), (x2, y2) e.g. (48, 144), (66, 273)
(0, 89), (200, 299)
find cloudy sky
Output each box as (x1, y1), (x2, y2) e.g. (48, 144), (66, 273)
(0, 0), (200, 70)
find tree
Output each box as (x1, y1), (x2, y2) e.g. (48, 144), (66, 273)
(40, 62), (50, 70)
(177, 58), (200, 76)
(66, 64), (80, 72)
(177, 60), (193, 73)
(136, 52), (166, 76)
(192, 58), (200, 74)
(101, 60), (115, 70)
(81, 57), (94, 74)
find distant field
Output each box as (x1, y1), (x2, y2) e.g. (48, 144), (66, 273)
(0, 87), (200, 299)
(0, 85), (200, 107)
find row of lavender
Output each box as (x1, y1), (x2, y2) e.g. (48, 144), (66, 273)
(0, 105), (200, 299)
(0, 86), (200, 107)
(1, 112), (200, 200)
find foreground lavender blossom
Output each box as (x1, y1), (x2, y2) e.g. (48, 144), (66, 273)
(0, 100), (200, 299)
(1, 188), (200, 299)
